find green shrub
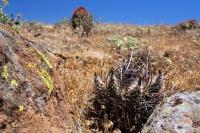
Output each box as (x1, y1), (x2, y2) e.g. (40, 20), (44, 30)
(0, 0), (9, 24)
(107, 35), (140, 50)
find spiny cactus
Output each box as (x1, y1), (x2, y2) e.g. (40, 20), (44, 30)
(87, 50), (164, 133)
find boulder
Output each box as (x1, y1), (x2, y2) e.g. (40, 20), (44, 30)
(142, 91), (200, 133)
(174, 19), (200, 31)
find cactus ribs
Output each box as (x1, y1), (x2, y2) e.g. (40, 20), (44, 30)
(86, 50), (164, 132)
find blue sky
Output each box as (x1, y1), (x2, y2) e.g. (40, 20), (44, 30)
(4, 0), (200, 25)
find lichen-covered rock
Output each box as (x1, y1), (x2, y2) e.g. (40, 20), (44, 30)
(142, 91), (200, 133)
(0, 29), (74, 132)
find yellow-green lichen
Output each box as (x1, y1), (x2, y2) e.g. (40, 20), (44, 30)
(1, 65), (9, 79)
(18, 105), (24, 112)
(164, 108), (172, 114)
(27, 63), (37, 69)
(38, 69), (54, 95)
(11, 79), (18, 87)
(36, 50), (53, 69)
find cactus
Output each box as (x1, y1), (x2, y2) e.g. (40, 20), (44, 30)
(87, 50), (164, 132)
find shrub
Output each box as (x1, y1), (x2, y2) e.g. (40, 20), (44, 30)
(0, 0), (9, 24)
(71, 7), (93, 36)
(107, 35), (140, 52)
(0, 0), (22, 33)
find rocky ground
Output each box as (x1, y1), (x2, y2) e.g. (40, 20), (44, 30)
(0, 21), (200, 132)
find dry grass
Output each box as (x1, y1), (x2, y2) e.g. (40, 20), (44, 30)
(18, 22), (200, 132)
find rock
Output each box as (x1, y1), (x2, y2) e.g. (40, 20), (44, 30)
(142, 91), (200, 133)
(174, 19), (200, 31)
(0, 29), (74, 132)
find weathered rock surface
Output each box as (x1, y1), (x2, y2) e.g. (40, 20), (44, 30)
(0, 29), (74, 132)
(142, 91), (200, 133)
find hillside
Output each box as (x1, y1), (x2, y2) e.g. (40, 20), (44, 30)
(0, 21), (200, 132)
